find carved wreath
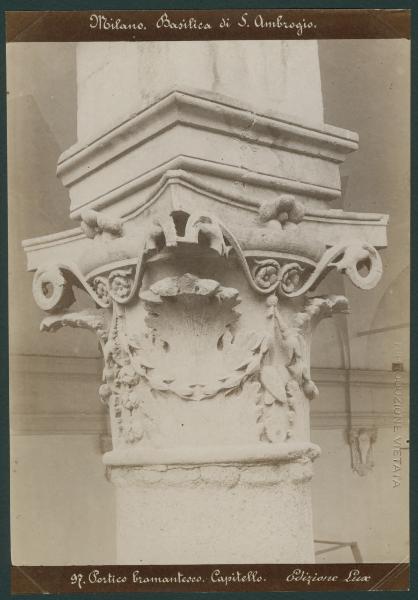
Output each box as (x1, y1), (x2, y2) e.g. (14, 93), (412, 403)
(126, 273), (270, 401)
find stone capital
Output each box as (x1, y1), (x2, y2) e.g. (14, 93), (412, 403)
(22, 42), (388, 563)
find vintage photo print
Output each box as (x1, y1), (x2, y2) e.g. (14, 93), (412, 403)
(6, 8), (410, 594)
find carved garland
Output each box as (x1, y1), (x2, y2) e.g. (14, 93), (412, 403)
(126, 336), (270, 402)
(265, 294), (349, 402)
(32, 204), (375, 448)
(99, 274), (278, 445)
(39, 275), (348, 447)
(128, 274), (270, 401)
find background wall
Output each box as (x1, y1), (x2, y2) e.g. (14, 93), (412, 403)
(8, 40), (409, 565)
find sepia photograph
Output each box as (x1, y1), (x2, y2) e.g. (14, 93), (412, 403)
(6, 8), (410, 591)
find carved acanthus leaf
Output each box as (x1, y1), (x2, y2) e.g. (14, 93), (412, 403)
(294, 295), (349, 332)
(40, 309), (108, 343)
(80, 208), (123, 239)
(267, 295), (335, 402)
(258, 194), (305, 229)
(260, 365), (287, 405)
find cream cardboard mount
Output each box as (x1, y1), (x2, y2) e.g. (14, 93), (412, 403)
(23, 88), (388, 563)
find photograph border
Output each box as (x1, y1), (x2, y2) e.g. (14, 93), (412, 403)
(1, 0), (416, 597)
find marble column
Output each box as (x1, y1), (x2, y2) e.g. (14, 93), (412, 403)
(23, 41), (387, 564)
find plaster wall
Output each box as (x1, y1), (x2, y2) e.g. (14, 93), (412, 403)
(312, 428), (409, 564)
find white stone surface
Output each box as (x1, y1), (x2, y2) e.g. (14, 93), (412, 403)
(58, 87), (357, 220)
(112, 462), (315, 564)
(76, 41), (324, 142)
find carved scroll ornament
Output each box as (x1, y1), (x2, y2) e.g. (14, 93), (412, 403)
(31, 201), (383, 316)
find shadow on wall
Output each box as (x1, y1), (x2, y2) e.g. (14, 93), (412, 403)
(8, 43), (100, 359)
